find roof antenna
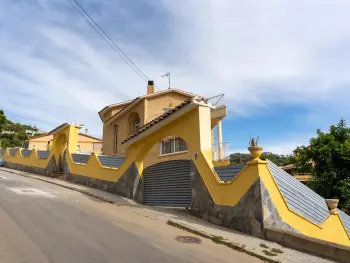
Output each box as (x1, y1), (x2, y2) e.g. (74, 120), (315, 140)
(161, 72), (171, 89)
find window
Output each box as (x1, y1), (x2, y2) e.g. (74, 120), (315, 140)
(160, 137), (187, 155)
(135, 117), (140, 132)
(129, 112), (141, 134)
(114, 125), (118, 153)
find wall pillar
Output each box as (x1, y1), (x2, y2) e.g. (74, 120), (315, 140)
(217, 119), (223, 160)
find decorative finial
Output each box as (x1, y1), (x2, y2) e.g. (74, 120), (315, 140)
(248, 136), (263, 160)
(326, 199), (339, 215)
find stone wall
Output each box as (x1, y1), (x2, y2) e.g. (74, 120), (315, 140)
(4, 156), (56, 177)
(261, 181), (298, 233)
(63, 157), (143, 201)
(190, 161), (264, 237)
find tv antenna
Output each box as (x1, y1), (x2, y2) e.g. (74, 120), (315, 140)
(161, 72), (171, 89)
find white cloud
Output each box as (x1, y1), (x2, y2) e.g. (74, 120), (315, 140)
(1, 0), (350, 143)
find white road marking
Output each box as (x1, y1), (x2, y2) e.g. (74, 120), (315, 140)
(8, 188), (56, 198)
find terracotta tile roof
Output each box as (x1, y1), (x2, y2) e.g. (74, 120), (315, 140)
(99, 88), (203, 123)
(78, 133), (102, 142)
(122, 98), (204, 144)
(48, 123), (68, 135)
(48, 123), (83, 135)
(28, 133), (49, 140)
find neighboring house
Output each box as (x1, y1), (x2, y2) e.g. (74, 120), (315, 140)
(280, 145), (314, 183)
(99, 80), (228, 167)
(28, 130), (102, 153)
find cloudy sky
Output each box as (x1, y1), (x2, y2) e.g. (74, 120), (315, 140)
(1, 0), (350, 154)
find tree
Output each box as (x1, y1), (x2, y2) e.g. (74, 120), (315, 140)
(0, 110), (40, 148)
(296, 120), (350, 213)
(0, 110), (6, 133)
(230, 152), (292, 166)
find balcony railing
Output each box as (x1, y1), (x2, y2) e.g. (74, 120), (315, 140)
(212, 141), (230, 161)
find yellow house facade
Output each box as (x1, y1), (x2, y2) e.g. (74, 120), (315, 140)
(2, 90), (350, 252)
(99, 80), (228, 167)
(28, 132), (102, 153)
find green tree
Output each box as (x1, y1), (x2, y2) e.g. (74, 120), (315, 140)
(296, 120), (350, 213)
(230, 152), (292, 166)
(0, 110), (40, 148)
(291, 146), (313, 174)
(0, 110), (6, 133)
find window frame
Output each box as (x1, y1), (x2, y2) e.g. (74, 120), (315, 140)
(159, 137), (188, 156)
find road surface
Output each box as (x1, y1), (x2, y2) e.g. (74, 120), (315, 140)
(0, 170), (262, 263)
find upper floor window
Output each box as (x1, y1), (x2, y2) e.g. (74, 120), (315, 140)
(160, 137), (188, 155)
(129, 112), (141, 134)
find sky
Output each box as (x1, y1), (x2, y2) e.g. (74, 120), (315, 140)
(1, 0), (350, 155)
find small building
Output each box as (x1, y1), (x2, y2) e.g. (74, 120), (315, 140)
(28, 130), (102, 153)
(99, 81), (228, 167)
(280, 146), (314, 183)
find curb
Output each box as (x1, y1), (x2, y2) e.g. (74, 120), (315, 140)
(167, 220), (281, 263)
(0, 168), (115, 204)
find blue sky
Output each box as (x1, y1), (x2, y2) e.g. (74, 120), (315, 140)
(1, 0), (350, 154)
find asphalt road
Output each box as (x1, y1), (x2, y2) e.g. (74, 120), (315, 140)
(0, 170), (262, 263)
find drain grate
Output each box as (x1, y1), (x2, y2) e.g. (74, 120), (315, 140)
(175, 236), (202, 244)
(21, 189), (34, 193)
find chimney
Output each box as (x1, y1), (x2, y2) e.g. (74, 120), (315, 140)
(85, 128), (88, 135)
(147, 80), (155, 95)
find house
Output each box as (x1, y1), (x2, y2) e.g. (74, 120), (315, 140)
(28, 129), (102, 153)
(280, 145), (314, 183)
(99, 80), (228, 167)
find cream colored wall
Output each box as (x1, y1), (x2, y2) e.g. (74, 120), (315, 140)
(146, 92), (190, 123)
(28, 135), (53, 150)
(77, 142), (91, 152)
(102, 122), (114, 155)
(102, 105), (125, 122)
(29, 134), (101, 152)
(102, 92), (190, 157)
(29, 141), (50, 150)
(77, 141), (102, 152)
(103, 100), (145, 156)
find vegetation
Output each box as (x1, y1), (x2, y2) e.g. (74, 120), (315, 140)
(230, 152), (292, 166)
(249, 136), (259, 147)
(293, 120), (350, 213)
(0, 110), (40, 148)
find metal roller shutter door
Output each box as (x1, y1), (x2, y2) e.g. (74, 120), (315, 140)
(143, 160), (191, 207)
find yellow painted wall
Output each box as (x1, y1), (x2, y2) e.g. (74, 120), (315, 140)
(143, 141), (192, 168)
(103, 100), (145, 156)
(102, 92), (190, 157)
(258, 162), (350, 246)
(3, 148), (51, 168)
(6, 107), (349, 247)
(102, 105), (125, 122)
(146, 92), (189, 123)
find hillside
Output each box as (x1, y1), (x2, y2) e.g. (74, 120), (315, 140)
(0, 110), (43, 148)
(230, 152), (292, 166)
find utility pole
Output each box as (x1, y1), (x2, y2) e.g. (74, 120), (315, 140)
(161, 72), (171, 89)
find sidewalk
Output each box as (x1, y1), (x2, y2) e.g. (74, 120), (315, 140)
(0, 167), (335, 263)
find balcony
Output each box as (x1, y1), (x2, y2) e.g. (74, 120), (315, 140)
(212, 141), (230, 161)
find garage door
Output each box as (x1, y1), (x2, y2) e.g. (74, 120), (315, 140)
(143, 160), (191, 207)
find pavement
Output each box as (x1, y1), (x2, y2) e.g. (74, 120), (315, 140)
(0, 167), (336, 263)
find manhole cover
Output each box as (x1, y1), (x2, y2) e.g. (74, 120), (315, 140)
(21, 189), (34, 193)
(175, 236), (201, 244)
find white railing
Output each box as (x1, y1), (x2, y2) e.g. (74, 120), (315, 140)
(212, 141), (230, 161)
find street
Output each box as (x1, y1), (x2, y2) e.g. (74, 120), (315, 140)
(0, 170), (262, 263)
